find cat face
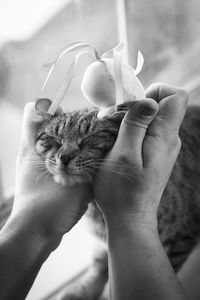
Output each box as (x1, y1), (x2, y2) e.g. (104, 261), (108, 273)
(35, 108), (124, 185)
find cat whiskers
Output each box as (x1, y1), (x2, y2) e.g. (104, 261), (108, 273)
(77, 158), (134, 184)
(97, 158), (135, 173)
(25, 155), (46, 165)
(93, 159), (135, 184)
(27, 160), (47, 174)
(34, 161), (52, 182)
(95, 167), (134, 184)
(36, 169), (51, 183)
(25, 157), (46, 170)
(25, 155), (54, 182)
(82, 165), (107, 185)
(46, 158), (57, 174)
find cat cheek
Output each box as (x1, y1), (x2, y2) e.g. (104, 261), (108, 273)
(35, 142), (49, 156)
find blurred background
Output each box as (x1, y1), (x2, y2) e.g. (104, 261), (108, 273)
(0, 0), (200, 299)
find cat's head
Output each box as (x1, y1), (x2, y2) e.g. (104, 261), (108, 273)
(35, 107), (125, 185)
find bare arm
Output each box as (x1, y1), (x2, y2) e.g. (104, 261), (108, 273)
(0, 99), (92, 299)
(95, 84), (189, 300)
(0, 215), (61, 300)
(107, 222), (187, 300)
(178, 242), (200, 300)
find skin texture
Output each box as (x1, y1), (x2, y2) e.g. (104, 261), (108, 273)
(88, 104), (200, 271)
(178, 241), (200, 300)
(0, 84), (192, 300)
(35, 86), (200, 272)
(35, 84), (199, 300)
(94, 84), (189, 300)
(0, 101), (93, 299)
(14, 102), (93, 236)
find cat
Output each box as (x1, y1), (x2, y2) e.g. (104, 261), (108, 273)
(36, 104), (200, 300)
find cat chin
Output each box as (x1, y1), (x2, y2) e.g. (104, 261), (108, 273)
(53, 173), (90, 186)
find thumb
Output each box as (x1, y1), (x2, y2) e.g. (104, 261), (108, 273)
(20, 99), (52, 149)
(114, 99), (159, 165)
(19, 98), (57, 157)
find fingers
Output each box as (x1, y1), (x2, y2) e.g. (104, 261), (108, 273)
(20, 102), (45, 151)
(35, 98), (52, 115)
(147, 84), (189, 138)
(19, 98), (62, 156)
(159, 90), (188, 133)
(113, 83), (188, 172)
(114, 99), (159, 165)
(145, 83), (184, 102)
(143, 84), (189, 169)
(35, 98), (63, 116)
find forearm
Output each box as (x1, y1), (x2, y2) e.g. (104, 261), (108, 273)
(178, 242), (200, 300)
(0, 214), (62, 300)
(106, 219), (188, 300)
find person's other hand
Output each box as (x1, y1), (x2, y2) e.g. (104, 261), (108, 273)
(94, 84), (189, 229)
(10, 99), (93, 243)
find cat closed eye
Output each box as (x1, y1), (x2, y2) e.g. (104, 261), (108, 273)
(37, 132), (47, 141)
(38, 133), (62, 145)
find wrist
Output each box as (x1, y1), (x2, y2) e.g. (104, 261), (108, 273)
(106, 218), (161, 261)
(0, 214), (62, 299)
(1, 213), (62, 255)
(107, 220), (159, 245)
(104, 210), (158, 234)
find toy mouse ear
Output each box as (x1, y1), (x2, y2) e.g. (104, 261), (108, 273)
(35, 98), (63, 119)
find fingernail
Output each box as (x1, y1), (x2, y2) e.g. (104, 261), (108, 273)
(35, 98), (52, 114)
(138, 104), (156, 117)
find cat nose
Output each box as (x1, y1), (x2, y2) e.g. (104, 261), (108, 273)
(59, 154), (70, 166)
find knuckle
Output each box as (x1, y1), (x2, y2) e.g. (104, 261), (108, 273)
(124, 118), (148, 129)
(117, 152), (140, 170)
(118, 153), (131, 165)
(167, 136), (181, 153)
(148, 124), (165, 141)
(149, 82), (160, 90)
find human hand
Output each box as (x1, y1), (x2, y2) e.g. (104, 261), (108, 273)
(9, 99), (93, 244)
(94, 84), (189, 229)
